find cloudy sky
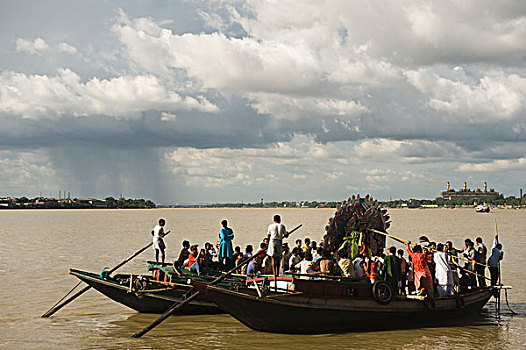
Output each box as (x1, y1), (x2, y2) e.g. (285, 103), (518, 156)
(1, 1), (525, 203)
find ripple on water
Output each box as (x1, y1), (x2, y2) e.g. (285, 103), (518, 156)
(1, 208), (525, 350)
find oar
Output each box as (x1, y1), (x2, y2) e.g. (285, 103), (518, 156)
(42, 231), (171, 318)
(131, 248), (264, 338)
(132, 224), (302, 338)
(284, 224), (302, 239)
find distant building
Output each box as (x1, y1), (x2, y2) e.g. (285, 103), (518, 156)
(74, 198), (108, 207)
(440, 181), (500, 200)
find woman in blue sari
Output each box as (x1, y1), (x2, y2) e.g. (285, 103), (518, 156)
(218, 220), (234, 269)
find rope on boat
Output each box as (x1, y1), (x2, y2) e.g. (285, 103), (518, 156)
(135, 287), (175, 293)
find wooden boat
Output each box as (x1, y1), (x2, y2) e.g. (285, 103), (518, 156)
(197, 276), (495, 334)
(69, 263), (245, 315)
(476, 205), (490, 213)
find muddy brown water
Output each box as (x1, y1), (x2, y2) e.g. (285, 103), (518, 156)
(1, 208), (525, 349)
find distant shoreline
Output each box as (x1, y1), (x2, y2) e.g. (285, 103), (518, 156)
(1, 206), (523, 211)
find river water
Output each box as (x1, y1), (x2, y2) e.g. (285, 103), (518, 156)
(1, 208), (525, 349)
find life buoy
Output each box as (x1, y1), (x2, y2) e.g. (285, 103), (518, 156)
(455, 295), (465, 309)
(372, 281), (393, 304)
(423, 296), (436, 311)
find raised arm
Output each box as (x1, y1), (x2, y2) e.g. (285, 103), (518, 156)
(406, 244), (414, 258)
(492, 234), (498, 249)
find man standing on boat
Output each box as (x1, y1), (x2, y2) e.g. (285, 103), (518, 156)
(267, 214), (286, 289)
(152, 218), (169, 265)
(218, 220), (234, 270)
(488, 233), (504, 286)
(475, 237), (487, 287)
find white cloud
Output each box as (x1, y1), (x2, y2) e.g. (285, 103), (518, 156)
(161, 112), (177, 121)
(248, 93), (368, 120)
(165, 135), (350, 188)
(0, 68), (218, 118)
(57, 42), (78, 54)
(15, 37), (50, 55)
(16, 38), (78, 55)
(406, 68), (526, 120)
(459, 158), (526, 172)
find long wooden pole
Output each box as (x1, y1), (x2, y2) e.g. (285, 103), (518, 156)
(131, 250), (263, 338)
(495, 219), (501, 314)
(42, 231), (170, 318)
(131, 224), (302, 338)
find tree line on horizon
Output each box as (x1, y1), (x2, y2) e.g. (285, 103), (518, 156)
(0, 196), (156, 209)
(174, 194), (526, 208)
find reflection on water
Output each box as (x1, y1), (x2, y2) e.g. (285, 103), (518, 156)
(1, 208), (525, 349)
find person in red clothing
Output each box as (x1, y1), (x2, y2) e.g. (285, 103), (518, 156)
(407, 244), (433, 296)
(365, 256), (381, 283)
(188, 245), (201, 275)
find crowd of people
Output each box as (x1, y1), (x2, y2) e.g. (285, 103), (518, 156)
(150, 216), (504, 299)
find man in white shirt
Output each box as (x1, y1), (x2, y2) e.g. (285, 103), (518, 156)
(152, 218), (170, 265)
(267, 214), (287, 289)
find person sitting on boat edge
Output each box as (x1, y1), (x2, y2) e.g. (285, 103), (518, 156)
(234, 245), (242, 259)
(295, 239), (305, 259)
(246, 256), (261, 276)
(262, 255), (274, 275)
(267, 214), (287, 284)
(244, 245), (253, 259)
(407, 243), (433, 296)
(352, 255), (366, 279)
(198, 248), (211, 275)
(204, 242), (218, 270)
(310, 241), (318, 260)
(487, 233), (504, 286)
(289, 247), (302, 272)
(302, 238), (311, 255)
(294, 252), (315, 279)
(315, 249), (334, 275)
(188, 245), (201, 275)
(365, 255), (381, 284)
(151, 218), (169, 265)
(175, 240), (190, 268)
(382, 246), (401, 295)
(281, 243), (292, 273)
(235, 251), (244, 273)
(218, 220), (235, 270)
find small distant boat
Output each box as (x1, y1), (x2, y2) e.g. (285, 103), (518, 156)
(476, 204), (490, 213)
(196, 276), (495, 334)
(69, 262), (245, 315)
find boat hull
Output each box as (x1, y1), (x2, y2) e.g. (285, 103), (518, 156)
(205, 285), (494, 334)
(70, 269), (222, 315)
